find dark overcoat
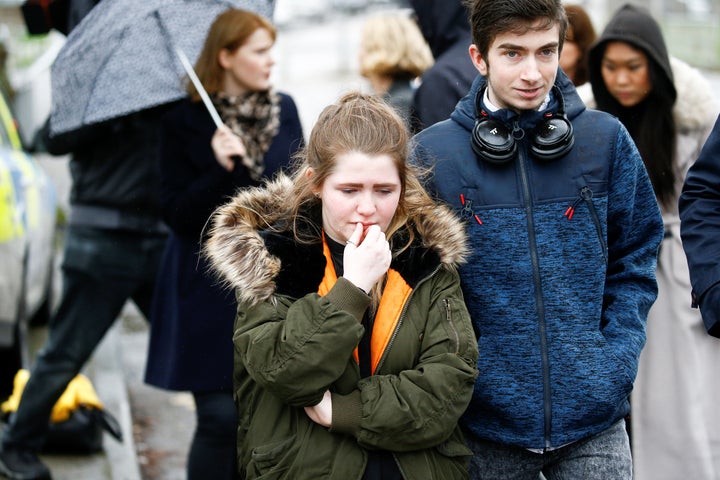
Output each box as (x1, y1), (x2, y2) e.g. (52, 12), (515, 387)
(144, 93), (304, 391)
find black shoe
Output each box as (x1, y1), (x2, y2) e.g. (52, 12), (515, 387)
(0, 447), (51, 480)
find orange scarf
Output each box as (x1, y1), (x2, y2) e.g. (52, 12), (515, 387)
(317, 239), (412, 374)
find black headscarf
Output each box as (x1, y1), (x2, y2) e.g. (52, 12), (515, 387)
(408, 0), (470, 59)
(588, 3), (676, 107)
(587, 3), (677, 208)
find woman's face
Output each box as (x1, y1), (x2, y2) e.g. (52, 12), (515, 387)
(219, 27), (275, 95)
(600, 41), (652, 107)
(318, 151), (401, 244)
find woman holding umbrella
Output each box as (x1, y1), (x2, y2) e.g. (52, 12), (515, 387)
(144, 9), (304, 480)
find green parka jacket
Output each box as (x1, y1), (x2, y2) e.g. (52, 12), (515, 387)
(205, 175), (479, 479)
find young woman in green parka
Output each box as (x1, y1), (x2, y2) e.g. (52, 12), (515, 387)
(203, 92), (479, 479)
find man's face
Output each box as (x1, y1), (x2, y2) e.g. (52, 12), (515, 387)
(469, 21), (560, 112)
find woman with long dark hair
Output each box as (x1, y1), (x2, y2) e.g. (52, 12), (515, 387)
(585, 4), (720, 479)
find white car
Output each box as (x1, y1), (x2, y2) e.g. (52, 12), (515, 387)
(0, 91), (57, 398)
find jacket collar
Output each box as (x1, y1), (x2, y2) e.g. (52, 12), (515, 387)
(204, 174), (468, 306)
(451, 69), (585, 132)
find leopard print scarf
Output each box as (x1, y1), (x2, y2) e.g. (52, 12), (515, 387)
(212, 89), (280, 181)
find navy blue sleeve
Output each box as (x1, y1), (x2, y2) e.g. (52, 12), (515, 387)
(157, 100), (238, 237)
(679, 113), (720, 337)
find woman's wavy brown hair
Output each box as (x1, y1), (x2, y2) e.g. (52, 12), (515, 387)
(564, 4), (596, 85)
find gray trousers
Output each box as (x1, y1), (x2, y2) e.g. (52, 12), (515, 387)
(1, 225), (165, 451)
(466, 420), (632, 480)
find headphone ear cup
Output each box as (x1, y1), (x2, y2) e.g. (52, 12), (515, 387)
(471, 117), (517, 165)
(530, 114), (574, 162)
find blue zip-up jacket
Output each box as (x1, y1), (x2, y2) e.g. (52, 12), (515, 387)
(411, 71), (663, 449)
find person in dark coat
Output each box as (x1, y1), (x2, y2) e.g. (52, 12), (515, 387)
(143, 9), (303, 480)
(0, 104), (173, 480)
(0, 2), (168, 478)
(408, 0), (477, 133)
(681, 114), (720, 338)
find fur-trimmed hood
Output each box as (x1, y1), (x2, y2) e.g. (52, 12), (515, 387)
(204, 174), (469, 306)
(670, 57), (718, 133)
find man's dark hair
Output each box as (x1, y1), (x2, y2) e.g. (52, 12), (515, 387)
(464, 0), (568, 60)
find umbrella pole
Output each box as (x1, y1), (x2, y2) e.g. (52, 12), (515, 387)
(154, 11), (223, 129)
(174, 47), (224, 129)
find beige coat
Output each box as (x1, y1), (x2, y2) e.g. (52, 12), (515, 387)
(583, 57), (720, 480)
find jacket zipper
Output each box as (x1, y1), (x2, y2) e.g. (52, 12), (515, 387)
(581, 187), (608, 264)
(378, 263), (444, 476)
(375, 264), (443, 374)
(460, 193), (483, 225)
(444, 298), (461, 354)
(565, 186), (608, 264)
(517, 130), (553, 450)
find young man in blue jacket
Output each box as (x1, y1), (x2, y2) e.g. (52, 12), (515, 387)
(411, 0), (664, 477)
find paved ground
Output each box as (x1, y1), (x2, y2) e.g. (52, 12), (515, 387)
(1, 320), (142, 480)
(119, 309), (194, 480)
(0, 304), (192, 480)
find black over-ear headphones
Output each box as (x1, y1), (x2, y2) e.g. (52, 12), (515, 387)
(471, 84), (574, 165)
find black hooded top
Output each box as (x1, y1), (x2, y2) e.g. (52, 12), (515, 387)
(409, 0), (477, 132)
(588, 3), (676, 107)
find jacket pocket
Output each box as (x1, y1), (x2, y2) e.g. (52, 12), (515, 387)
(436, 437), (473, 458)
(419, 431), (473, 479)
(564, 186), (607, 264)
(439, 296), (478, 365)
(246, 435), (297, 479)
